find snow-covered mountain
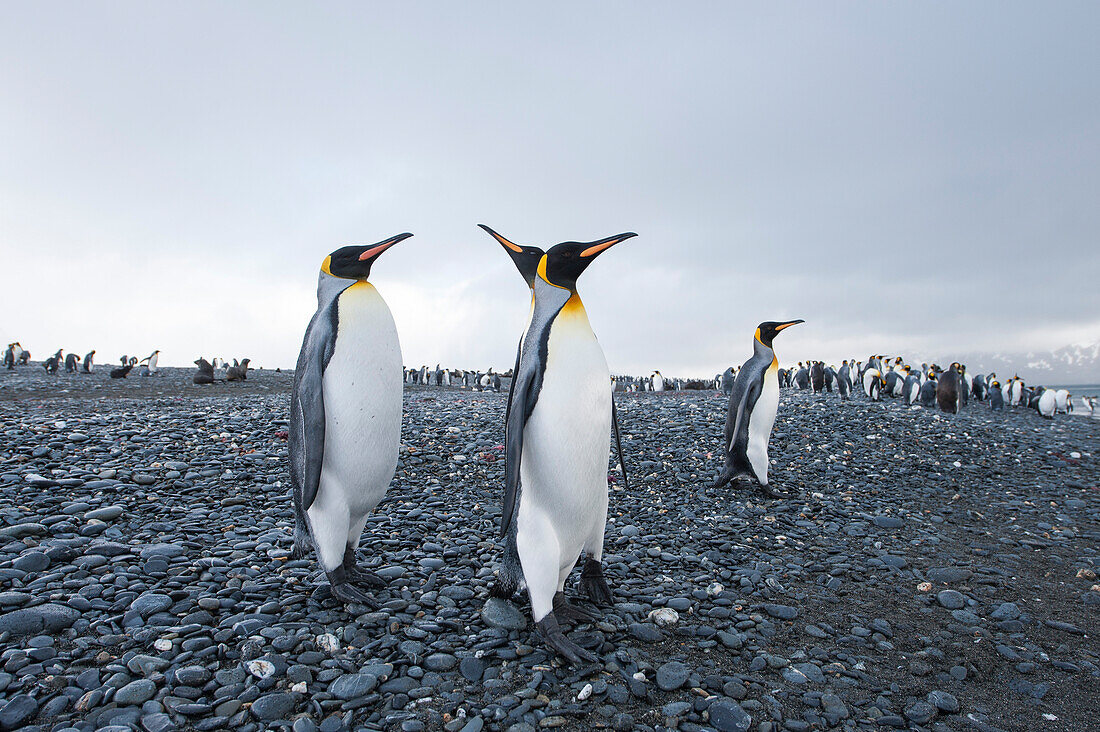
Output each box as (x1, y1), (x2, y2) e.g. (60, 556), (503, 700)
(934, 342), (1100, 385)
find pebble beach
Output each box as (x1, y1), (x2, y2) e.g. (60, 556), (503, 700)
(0, 365), (1097, 732)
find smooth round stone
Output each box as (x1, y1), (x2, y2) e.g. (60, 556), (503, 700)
(936, 590), (965, 610)
(114, 679), (157, 706)
(709, 700), (752, 732)
(423, 653), (456, 672)
(0, 694), (38, 730)
(85, 506), (124, 521)
(927, 690), (960, 713)
(656, 661), (690, 691)
(459, 657), (486, 682)
(0, 603), (79, 636)
(12, 552), (50, 573)
(905, 700), (937, 725)
(328, 673), (378, 700)
(481, 599), (525, 631)
(131, 593), (172, 616)
(250, 692), (295, 721)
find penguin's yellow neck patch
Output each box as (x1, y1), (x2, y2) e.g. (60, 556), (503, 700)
(347, 281), (376, 293)
(561, 291), (586, 316)
(537, 254), (569, 291)
(321, 256), (334, 276)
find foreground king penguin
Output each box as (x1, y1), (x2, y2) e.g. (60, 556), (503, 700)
(289, 233), (412, 606)
(480, 224), (636, 664)
(713, 320), (803, 498)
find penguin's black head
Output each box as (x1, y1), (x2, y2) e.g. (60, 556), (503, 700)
(322, 233), (413, 280)
(479, 225), (545, 287)
(540, 232), (638, 291)
(755, 320), (804, 347)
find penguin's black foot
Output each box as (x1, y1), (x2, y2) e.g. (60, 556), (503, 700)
(553, 592), (598, 624)
(536, 613), (598, 666)
(328, 580), (380, 609)
(341, 548), (387, 588)
(326, 567), (380, 609)
(758, 483), (790, 499)
(578, 558), (614, 606)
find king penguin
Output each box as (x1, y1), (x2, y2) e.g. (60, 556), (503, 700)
(480, 224), (636, 664)
(837, 360), (853, 399)
(289, 233), (412, 606)
(712, 319), (803, 498)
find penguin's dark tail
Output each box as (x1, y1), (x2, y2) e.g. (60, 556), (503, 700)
(289, 488), (314, 560)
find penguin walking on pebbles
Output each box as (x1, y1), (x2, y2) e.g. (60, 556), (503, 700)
(712, 320), (803, 499)
(82, 350), (95, 373)
(837, 361), (853, 399)
(289, 233), (412, 606)
(481, 224), (636, 664)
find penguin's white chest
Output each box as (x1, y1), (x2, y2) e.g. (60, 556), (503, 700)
(746, 364), (779, 483)
(318, 283), (402, 515)
(521, 304), (611, 540)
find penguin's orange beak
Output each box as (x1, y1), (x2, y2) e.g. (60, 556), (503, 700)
(775, 319), (805, 331)
(580, 232), (637, 258)
(359, 232), (413, 261)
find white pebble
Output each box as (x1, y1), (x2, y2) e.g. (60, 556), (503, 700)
(706, 582), (724, 596)
(632, 671), (646, 682)
(153, 639), (173, 652)
(648, 607), (679, 627)
(54, 421), (66, 429)
(1070, 452), (1081, 459)
(316, 633), (340, 654)
(291, 681), (307, 693)
(576, 683), (593, 701)
(247, 659), (276, 679)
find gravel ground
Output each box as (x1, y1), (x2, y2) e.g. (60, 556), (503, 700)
(0, 365), (1096, 732)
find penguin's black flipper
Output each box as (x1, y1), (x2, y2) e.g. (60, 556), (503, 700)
(611, 397), (630, 492)
(726, 376), (761, 458)
(290, 303), (338, 513)
(501, 367), (537, 538)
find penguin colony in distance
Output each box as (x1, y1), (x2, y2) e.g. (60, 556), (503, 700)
(712, 320), (803, 499)
(289, 233), (412, 606)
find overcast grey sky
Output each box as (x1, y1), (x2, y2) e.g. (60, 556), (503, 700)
(2, 3), (1097, 376)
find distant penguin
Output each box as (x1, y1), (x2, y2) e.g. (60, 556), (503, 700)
(1054, 389), (1071, 414)
(289, 233), (412, 606)
(919, 377), (938, 407)
(837, 361), (852, 399)
(1010, 377), (1025, 406)
(44, 350), (63, 374)
(884, 370), (901, 397)
(1036, 388), (1056, 418)
(810, 362), (824, 393)
(958, 365), (970, 407)
(793, 367), (809, 390)
(720, 367), (736, 395)
(863, 368), (883, 400)
(823, 366), (836, 393)
(712, 319), (804, 499)
(141, 350), (161, 376)
(904, 372), (921, 405)
(972, 374), (987, 401)
(3, 344), (14, 370)
(936, 363), (962, 414)
(82, 350), (95, 373)
(16, 346), (29, 365)
(64, 353), (79, 373)
(990, 380), (1005, 411)
(652, 371), (665, 392)
(481, 224), (636, 664)
(1082, 395), (1095, 416)
(193, 358), (216, 385)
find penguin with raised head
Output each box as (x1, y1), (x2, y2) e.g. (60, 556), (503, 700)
(837, 360), (853, 399)
(720, 367), (736, 395)
(712, 319), (804, 499)
(480, 224), (636, 664)
(140, 350), (160, 376)
(288, 233), (412, 607)
(1010, 377), (1026, 406)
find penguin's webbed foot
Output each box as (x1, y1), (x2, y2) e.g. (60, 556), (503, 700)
(578, 558), (613, 606)
(536, 613), (598, 666)
(758, 483), (790, 499)
(553, 592), (598, 624)
(345, 566), (387, 589)
(326, 567), (380, 609)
